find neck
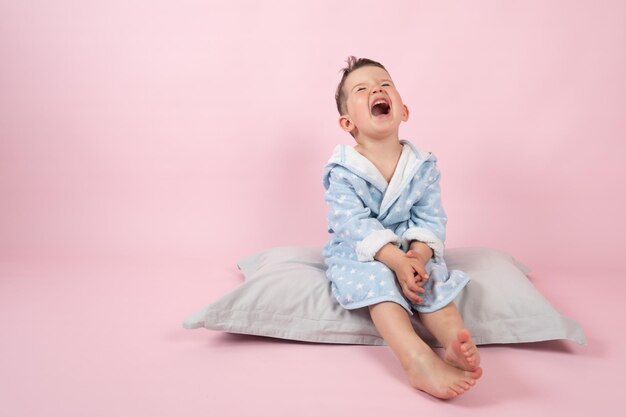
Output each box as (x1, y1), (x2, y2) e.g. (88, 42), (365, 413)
(354, 135), (403, 159)
(353, 136), (404, 183)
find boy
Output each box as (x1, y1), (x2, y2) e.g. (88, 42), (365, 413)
(322, 57), (482, 399)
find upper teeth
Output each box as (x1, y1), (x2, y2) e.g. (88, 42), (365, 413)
(373, 99), (387, 106)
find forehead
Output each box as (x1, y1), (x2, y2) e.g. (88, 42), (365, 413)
(344, 66), (392, 89)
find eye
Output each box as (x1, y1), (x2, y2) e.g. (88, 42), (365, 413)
(356, 87), (366, 92)
(382, 82), (391, 87)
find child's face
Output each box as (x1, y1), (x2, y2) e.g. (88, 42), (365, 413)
(339, 65), (409, 141)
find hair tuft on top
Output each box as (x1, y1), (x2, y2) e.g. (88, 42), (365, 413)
(335, 56), (387, 115)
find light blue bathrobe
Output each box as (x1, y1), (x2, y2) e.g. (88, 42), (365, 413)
(322, 140), (470, 314)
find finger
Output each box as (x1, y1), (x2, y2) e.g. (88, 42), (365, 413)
(402, 286), (422, 304)
(400, 279), (426, 305)
(409, 261), (429, 280)
(412, 283), (426, 293)
(397, 274), (422, 303)
(415, 268), (429, 281)
(401, 272), (424, 293)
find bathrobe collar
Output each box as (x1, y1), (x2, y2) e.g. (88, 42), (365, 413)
(323, 140), (433, 214)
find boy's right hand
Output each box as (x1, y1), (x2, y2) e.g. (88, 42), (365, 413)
(389, 255), (429, 304)
(374, 243), (429, 304)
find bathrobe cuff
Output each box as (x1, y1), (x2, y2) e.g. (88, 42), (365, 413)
(356, 229), (401, 262)
(402, 227), (445, 261)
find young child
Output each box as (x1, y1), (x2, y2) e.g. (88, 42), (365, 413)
(322, 57), (482, 399)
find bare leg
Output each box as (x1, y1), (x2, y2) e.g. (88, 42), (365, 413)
(418, 303), (481, 371)
(369, 302), (481, 399)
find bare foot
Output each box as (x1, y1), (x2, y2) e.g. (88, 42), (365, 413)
(444, 328), (481, 371)
(404, 349), (482, 399)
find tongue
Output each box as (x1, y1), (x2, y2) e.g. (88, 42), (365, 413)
(371, 103), (389, 116)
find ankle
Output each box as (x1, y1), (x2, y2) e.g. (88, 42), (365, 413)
(399, 347), (433, 371)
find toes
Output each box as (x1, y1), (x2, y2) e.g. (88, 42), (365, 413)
(470, 367), (483, 380)
(451, 385), (465, 395)
(458, 328), (471, 343)
(446, 390), (458, 398)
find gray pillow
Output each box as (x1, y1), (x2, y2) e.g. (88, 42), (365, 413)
(182, 246), (586, 346)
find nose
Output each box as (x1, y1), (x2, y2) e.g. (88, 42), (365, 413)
(371, 86), (383, 94)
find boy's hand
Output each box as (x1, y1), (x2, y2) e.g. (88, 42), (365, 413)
(392, 256), (428, 304)
(394, 256), (428, 304)
(405, 249), (429, 285)
(374, 244), (429, 304)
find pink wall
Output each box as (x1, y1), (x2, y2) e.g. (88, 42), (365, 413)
(1, 0), (625, 271)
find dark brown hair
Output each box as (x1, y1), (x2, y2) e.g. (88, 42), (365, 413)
(335, 56), (387, 115)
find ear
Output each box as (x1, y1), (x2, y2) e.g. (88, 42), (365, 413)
(402, 104), (410, 122)
(339, 115), (356, 133)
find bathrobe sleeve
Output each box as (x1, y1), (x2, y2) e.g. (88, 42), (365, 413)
(325, 167), (400, 262)
(402, 162), (447, 261)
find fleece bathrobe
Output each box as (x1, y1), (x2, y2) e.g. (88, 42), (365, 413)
(322, 140), (470, 314)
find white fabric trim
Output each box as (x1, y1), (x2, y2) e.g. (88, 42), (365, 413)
(323, 141), (432, 195)
(402, 227), (445, 261)
(379, 144), (411, 210)
(356, 229), (400, 262)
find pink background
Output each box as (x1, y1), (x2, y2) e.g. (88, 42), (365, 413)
(1, 1), (625, 416)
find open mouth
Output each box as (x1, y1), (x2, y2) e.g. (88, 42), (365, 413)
(371, 98), (391, 116)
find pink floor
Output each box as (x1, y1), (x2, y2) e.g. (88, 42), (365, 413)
(2, 255), (622, 417)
